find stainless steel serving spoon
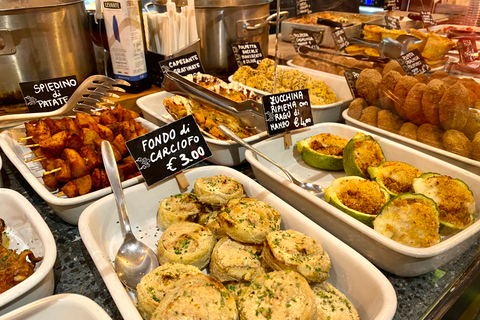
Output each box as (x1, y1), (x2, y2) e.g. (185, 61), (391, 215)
(218, 125), (325, 197)
(101, 140), (159, 290)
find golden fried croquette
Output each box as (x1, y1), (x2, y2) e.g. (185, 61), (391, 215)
(404, 83), (428, 126)
(422, 79), (446, 127)
(467, 89), (478, 109)
(414, 73), (429, 84)
(443, 130), (472, 158)
(428, 70), (449, 82)
(472, 131), (480, 161)
(347, 97), (367, 120)
(463, 109), (480, 141)
(421, 33), (456, 61)
(441, 76), (459, 88)
(378, 70), (403, 114)
(438, 82), (469, 131)
(359, 106), (381, 126)
(417, 123), (444, 149)
(377, 110), (404, 133)
(394, 76), (419, 120)
(382, 60), (406, 77)
(356, 69), (383, 106)
(399, 122), (418, 140)
(457, 78), (480, 99)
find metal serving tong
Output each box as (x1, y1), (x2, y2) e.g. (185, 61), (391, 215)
(162, 70), (266, 133)
(299, 45), (390, 64)
(348, 34), (422, 60)
(0, 75), (129, 129)
(298, 46), (364, 73)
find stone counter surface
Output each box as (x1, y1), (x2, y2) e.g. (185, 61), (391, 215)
(1, 151), (479, 320)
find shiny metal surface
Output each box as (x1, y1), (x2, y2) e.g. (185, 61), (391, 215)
(0, 1), (95, 110)
(101, 141), (160, 291)
(194, 0), (271, 77)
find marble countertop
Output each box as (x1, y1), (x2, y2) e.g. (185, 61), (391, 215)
(1, 151), (479, 320)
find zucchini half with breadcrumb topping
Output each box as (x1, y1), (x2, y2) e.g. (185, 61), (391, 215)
(296, 133), (348, 171)
(412, 173), (475, 232)
(325, 176), (390, 227)
(343, 132), (385, 179)
(368, 161), (423, 197)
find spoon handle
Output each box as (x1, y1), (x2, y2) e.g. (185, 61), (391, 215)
(101, 140), (132, 236)
(218, 125), (295, 183)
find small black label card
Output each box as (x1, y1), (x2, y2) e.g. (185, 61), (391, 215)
(385, 16), (401, 30)
(420, 11), (436, 26)
(383, 0), (399, 11)
(159, 51), (204, 76)
(126, 115), (212, 186)
(396, 49), (431, 76)
(290, 29), (321, 52)
(231, 42), (264, 68)
(331, 28), (349, 52)
(457, 38), (478, 63)
(262, 89), (313, 136)
(344, 70), (360, 98)
(19, 75), (78, 113)
(296, 0), (312, 16)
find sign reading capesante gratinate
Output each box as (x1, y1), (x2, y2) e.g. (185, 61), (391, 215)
(262, 89), (313, 136)
(126, 115), (212, 186)
(19, 75), (78, 113)
(159, 51), (204, 76)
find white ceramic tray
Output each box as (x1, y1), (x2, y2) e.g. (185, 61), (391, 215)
(228, 65), (353, 123)
(0, 188), (56, 316)
(245, 122), (480, 277)
(0, 118), (158, 225)
(0, 294), (112, 320)
(343, 110), (480, 176)
(79, 165), (397, 320)
(137, 91), (269, 166)
(286, 60), (347, 79)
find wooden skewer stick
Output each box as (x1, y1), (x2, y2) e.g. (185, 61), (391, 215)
(57, 191), (65, 197)
(18, 136), (33, 142)
(25, 144), (40, 148)
(25, 157), (46, 163)
(43, 168), (62, 176)
(22, 151), (35, 156)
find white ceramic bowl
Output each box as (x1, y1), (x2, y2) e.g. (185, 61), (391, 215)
(0, 294), (112, 320)
(245, 122), (480, 277)
(0, 188), (56, 316)
(136, 91), (268, 166)
(79, 165), (397, 320)
(228, 65), (353, 123)
(0, 118), (158, 225)
(343, 110), (480, 176)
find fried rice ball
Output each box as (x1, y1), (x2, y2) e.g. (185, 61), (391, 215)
(467, 89), (478, 109)
(359, 106), (381, 126)
(382, 60), (406, 77)
(438, 82), (469, 131)
(463, 109), (480, 141)
(441, 76), (459, 88)
(378, 70), (403, 114)
(417, 123), (444, 149)
(356, 69), (383, 106)
(377, 109), (404, 133)
(347, 97), (367, 120)
(457, 78), (480, 99)
(472, 131), (480, 161)
(422, 79), (447, 127)
(443, 129), (472, 158)
(394, 76), (419, 120)
(404, 83), (428, 126)
(414, 73), (429, 84)
(428, 70), (449, 82)
(399, 122), (418, 140)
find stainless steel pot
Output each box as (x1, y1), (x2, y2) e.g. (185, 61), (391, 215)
(149, 0), (287, 77)
(0, 0), (95, 114)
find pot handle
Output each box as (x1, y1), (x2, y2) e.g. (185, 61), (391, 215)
(144, 1), (154, 12)
(247, 11), (289, 30)
(237, 11), (289, 37)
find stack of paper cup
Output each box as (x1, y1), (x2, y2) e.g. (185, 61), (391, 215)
(464, 0), (480, 26)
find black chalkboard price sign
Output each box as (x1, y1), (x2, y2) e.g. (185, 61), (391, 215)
(385, 16), (401, 30)
(344, 70), (360, 98)
(126, 115), (212, 186)
(159, 51), (204, 77)
(19, 75), (78, 113)
(383, 0), (399, 11)
(420, 11), (436, 26)
(262, 89), (313, 136)
(396, 49), (430, 76)
(290, 29), (320, 52)
(331, 28), (349, 52)
(457, 38), (478, 63)
(231, 42), (264, 68)
(296, 0), (312, 16)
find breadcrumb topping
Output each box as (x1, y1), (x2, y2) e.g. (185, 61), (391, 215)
(354, 139), (385, 177)
(309, 133), (348, 157)
(337, 179), (387, 215)
(378, 161), (422, 194)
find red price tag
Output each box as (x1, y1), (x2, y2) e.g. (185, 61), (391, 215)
(457, 38), (478, 64)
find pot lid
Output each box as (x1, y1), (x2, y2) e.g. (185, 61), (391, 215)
(0, 0), (84, 11)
